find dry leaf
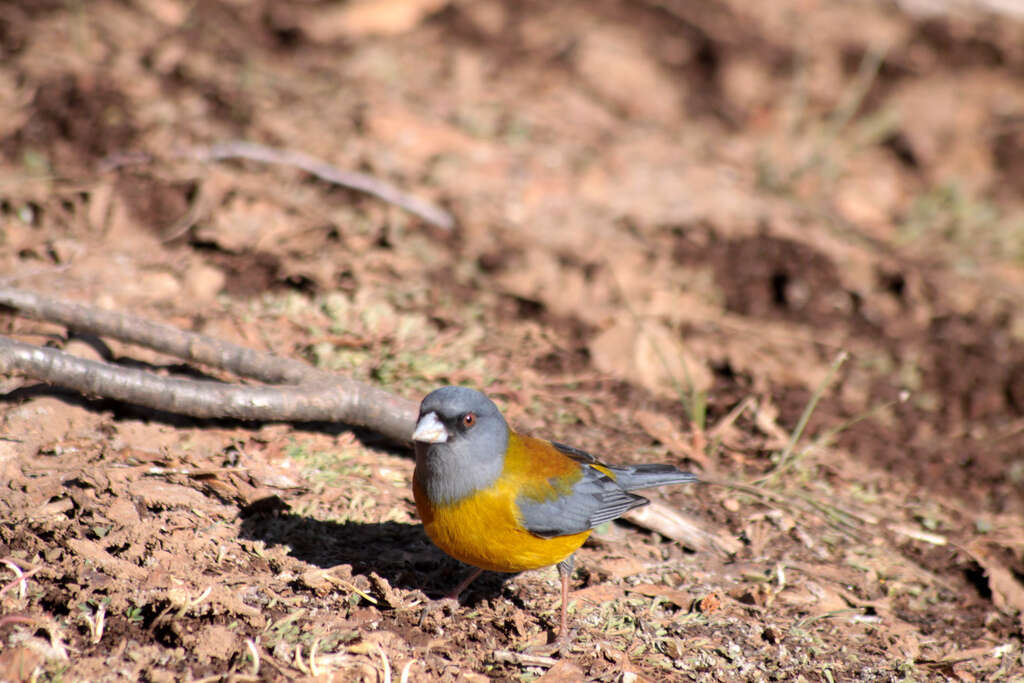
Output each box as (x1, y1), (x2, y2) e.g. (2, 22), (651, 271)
(627, 583), (692, 608)
(598, 556), (648, 579)
(569, 583), (624, 604)
(697, 592), (722, 614)
(536, 660), (586, 682)
(966, 543), (1024, 621)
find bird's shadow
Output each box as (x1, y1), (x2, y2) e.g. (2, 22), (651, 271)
(237, 498), (509, 606)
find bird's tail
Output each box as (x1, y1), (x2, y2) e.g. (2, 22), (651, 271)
(610, 464), (698, 491)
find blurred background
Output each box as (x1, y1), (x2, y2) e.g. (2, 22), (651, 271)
(1, 0), (1023, 679)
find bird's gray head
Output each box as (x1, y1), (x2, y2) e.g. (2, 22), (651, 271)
(411, 386), (510, 505)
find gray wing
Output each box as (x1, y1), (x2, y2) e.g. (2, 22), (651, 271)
(551, 442), (698, 490)
(549, 441), (599, 464)
(517, 442), (699, 539)
(515, 463), (650, 539)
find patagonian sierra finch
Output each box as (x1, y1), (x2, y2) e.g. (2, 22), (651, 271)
(411, 386), (699, 645)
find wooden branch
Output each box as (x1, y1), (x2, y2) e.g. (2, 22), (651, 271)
(99, 141), (456, 231)
(0, 287), (419, 443)
(0, 336), (416, 440)
(196, 141), (455, 231)
(623, 502), (740, 557)
(0, 337), (417, 442)
(0, 286), (319, 385)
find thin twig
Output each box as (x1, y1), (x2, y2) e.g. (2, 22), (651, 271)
(100, 141), (455, 231)
(323, 574), (378, 605)
(492, 649), (558, 668)
(200, 141), (454, 230)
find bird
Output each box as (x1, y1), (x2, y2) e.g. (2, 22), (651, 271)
(410, 385), (699, 647)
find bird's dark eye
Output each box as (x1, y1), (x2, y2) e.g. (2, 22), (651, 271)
(462, 412), (476, 428)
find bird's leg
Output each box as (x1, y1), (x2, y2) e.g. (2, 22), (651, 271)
(523, 555), (576, 656)
(446, 566), (484, 600)
(553, 555), (574, 651)
(419, 566), (484, 628)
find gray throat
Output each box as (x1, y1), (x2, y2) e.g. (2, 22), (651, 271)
(414, 427), (508, 506)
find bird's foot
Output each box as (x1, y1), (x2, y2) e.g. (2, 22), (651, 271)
(417, 596), (461, 629)
(521, 628), (575, 657)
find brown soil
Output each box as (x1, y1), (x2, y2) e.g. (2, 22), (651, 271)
(2, 1), (1024, 680)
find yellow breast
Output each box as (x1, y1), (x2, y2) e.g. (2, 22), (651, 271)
(413, 433), (591, 573)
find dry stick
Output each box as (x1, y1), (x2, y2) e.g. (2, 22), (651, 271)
(99, 142), (455, 232)
(192, 141), (455, 231)
(0, 286), (418, 442)
(0, 337), (417, 442)
(492, 650), (558, 668)
(0, 286), (318, 385)
(623, 503), (741, 557)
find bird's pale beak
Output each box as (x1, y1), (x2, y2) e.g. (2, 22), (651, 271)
(411, 411), (448, 443)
